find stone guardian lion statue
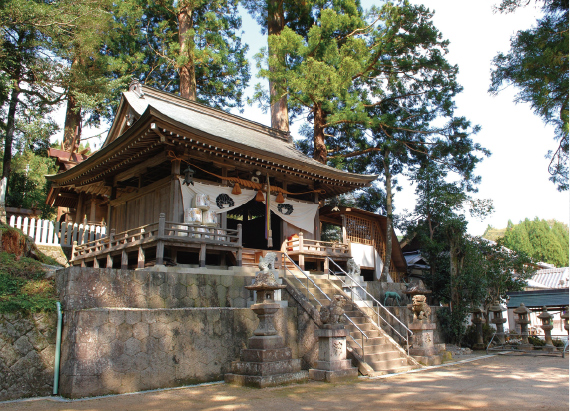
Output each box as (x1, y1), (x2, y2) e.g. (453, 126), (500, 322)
(410, 294), (431, 321)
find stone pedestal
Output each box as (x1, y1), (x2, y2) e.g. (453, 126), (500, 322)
(225, 275), (308, 388)
(309, 326), (358, 382)
(408, 320), (442, 365)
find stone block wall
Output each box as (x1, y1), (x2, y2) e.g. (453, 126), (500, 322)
(365, 282), (411, 305)
(0, 312), (57, 401)
(59, 307), (298, 398)
(57, 267), (255, 310)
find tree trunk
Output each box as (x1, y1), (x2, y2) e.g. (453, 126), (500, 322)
(62, 87), (82, 152)
(313, 103), (327, 164)
(267, 0), (289, 132)
(178, 5), (196, 101)
(381, 149), (392, 282)
(2, 80), (21, 182)
(449, 235), (460, 313)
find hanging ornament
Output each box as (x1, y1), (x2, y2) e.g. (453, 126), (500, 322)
(255, 189), (265, 202)
(232, 182), (241, 195)
(276, 192), (285, 204)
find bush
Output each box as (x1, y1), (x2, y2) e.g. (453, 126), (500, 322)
(462, 323), (495, 349)
(528, 336), (546, 346)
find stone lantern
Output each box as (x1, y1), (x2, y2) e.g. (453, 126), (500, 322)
(225, 254), (308, 387)
(537, 306), (555, 352)
(471, 307), (486, 350)
(513, 303), (532, 350)
(489, 301), (507, 345)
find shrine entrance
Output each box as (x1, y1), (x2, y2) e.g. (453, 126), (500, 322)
(226, 198), (282, 250)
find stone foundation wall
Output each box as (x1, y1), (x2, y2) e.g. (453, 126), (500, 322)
(57, 267), (255, 310)
(365, 282), (411, 305)
(59, 307), (298, 398)
(0, 312), (57, 401)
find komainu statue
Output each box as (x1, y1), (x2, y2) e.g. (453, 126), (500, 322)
(251, 252), (278, 287)
(346, 258), (361, 277)
(410, 294), (431, 321)
(320, 295), (346, 326)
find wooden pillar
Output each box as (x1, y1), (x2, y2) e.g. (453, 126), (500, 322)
(156, 213), (165, 265)
(171, 158), (182, 223)
(93, 258), (99, 268)
(237, 224), (242, 266)
(121, 249), (128, 269)
(89, 195), (96, 222)
(75, 193), (85, 223)
(298, 231), (305, 270)
(281, 182), (288, 248)
(324, 256), (329, 275)
(106, 185), (116, 231)
(106, 229), (115, 268)
(199, 243), (206, 267)
(138, 239), (145, 268)
(314, 192), (320, 240)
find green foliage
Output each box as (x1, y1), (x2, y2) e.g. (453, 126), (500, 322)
(490, 0), (569, 190)
(482, 225), (506, 242)
(462, 323), (495, 349)
(498, 218), (569, 267)
(5, 150), (57, 219)
(0, 252), (57, 314)
(528, 335), (546, 346)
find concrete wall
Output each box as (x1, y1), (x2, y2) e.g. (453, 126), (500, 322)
(0, 312), (56, 401)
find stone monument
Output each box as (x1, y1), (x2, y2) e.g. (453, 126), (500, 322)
(309, 296), (359, 382)
(225, 253), (308, 387)
(407, 294), (442, 365)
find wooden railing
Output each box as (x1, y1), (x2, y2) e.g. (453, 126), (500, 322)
(8, 215), (106, 246)
(72, 213), (242, 268)
(285, 232), (349, 256)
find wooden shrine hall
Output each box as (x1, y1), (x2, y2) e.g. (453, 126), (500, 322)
(46, 81), (403, 275)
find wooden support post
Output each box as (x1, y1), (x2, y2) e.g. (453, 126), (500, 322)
(171, 158), (182, 223)
(199, 243), (206, 268)
(75, 193), (85, 224)
(237, 224), (242, 266)
(341, 214), (347, 244)
(138, 228), (145, 268)
(156, 213), (165, 265)
(107, 229), (115, 268)
(93, 258), (99, 268)
(324, 256), (329, 275)
(90, 196), (96, 222)
(298, 231), (305, 270)
(121, 250), (128, 269)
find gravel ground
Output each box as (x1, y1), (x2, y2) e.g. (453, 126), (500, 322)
(2, 353), (568, 411)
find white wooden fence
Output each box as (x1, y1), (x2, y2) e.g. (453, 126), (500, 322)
(8, 216), (106, 247)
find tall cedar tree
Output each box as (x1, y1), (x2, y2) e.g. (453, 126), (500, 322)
(258, 1), (485, 279)
(0, 0), (72, 183)
(490, 0), (569, 191)
(138, 0), (250, 109)
(243, 0), (316, 131)
(58, 1), (145, 150)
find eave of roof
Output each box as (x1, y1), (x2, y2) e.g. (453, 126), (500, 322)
(47, 86), (378, 198)
(507, 289), (569, 310)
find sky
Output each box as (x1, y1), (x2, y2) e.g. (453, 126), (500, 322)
(57, 0), (569, 236)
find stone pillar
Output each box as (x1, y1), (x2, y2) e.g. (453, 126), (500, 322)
(471, 308), (486, 350)
(489, 302), (507, 345)
(408, 295), (442, 365)
(537, 306), (555, 352)
(309, 326), (358, 382)
(514, 303), (532, 350)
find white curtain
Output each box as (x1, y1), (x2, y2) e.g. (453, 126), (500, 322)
(179, 179), (256, 213)
(179, 179), (318, 233)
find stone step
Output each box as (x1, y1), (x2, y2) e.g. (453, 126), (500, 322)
(349, 329), (382, 339)
(349, 342), (395, 355)
(368, 357), (410, 371)
(368, 365), (417, 377)
(364, 350), (405, 363)
(344, 321), (377, 332)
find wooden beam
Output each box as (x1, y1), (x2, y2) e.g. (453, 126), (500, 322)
(113, 151), (168, 184)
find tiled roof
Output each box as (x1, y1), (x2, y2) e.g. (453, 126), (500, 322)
(529, 267), (569, 289)
(122, 86), (378, 182)
(507, 289), (569, 310)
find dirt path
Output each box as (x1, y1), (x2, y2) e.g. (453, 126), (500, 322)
(3, 354), (568, 411)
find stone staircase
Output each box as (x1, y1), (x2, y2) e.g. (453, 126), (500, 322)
(294, 274), (420, 376)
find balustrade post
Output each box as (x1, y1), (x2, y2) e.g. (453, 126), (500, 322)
(138, 228), (145, 269)
(199, 243), (206, 268)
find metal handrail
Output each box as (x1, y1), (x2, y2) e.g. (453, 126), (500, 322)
(282, 253), (368, 354)
(326, 257), (413, 354)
